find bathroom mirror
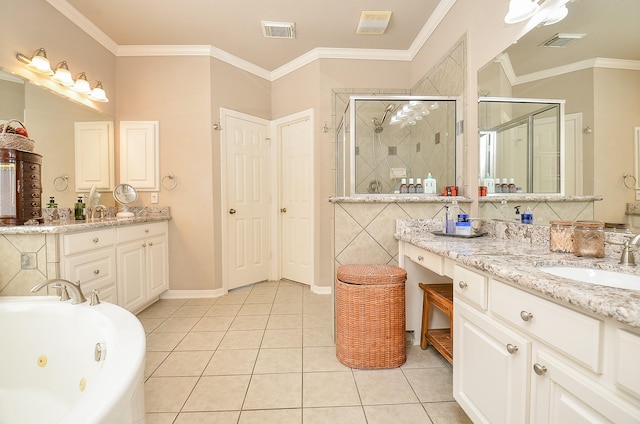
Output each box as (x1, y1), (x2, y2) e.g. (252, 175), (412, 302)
(113, 183), (137, 218)
(337, 95), (458, 196)
(477, 0), (640, 196)
(479, 97), (563, 193)
(0, 68), (113, 207)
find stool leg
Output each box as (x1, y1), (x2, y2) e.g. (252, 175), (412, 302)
(420, 289), (430, 350)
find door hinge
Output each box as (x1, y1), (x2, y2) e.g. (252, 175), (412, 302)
(456, 120), (464, 135)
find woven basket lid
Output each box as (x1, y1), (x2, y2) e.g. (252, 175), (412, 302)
(337, 264), (406, 285)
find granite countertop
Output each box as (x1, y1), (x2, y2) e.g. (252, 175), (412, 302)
(397, 223), (640, 329)
(0, 212), (171, 235)
(329, 195), (472, 203)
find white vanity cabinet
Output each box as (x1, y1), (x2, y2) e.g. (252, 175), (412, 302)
(452, 263), (640, 424)
(116, 221), (168, 313)
(74, 121), (114, 191)
(60, 228), (117, 303)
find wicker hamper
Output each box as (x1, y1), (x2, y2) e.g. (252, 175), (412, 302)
(336, 264), (407, 369)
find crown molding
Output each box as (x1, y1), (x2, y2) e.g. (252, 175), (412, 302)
(48, 0), (456, 82)
(47, 0), (119, 54)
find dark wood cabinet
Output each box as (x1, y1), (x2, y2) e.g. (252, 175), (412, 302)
(0, 148), (42, 225)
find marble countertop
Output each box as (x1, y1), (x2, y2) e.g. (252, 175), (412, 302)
(0, 215), (171, 235)
(398, 229), (640, 328)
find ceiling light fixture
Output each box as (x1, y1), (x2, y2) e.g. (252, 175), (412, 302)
(16, 48), (54, 75)
(504, 0), (539, 24)
(389, 101), (437, 128)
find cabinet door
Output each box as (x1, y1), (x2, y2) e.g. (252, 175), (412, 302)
(119, 121), (159, 191)
(454, 300), (531, 424)
(146, 234), (168, 298)
(62, 248), (116, 299)
(74, 121), (114, 191)
(116, 241), (147, 312)
(531, 349), (640, 424)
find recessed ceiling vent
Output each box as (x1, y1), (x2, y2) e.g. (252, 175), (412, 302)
(261, 21), (296, 39)
(539, 33), (586, 48)
(356, 11), (392, 35)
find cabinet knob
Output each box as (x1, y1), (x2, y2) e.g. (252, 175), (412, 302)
(458, 281), (468, 289)
(520, 310), (534, 321)
(506, 344), (519, 354)
(533, 363), (547, 375)
(280, 207), (287, 213)
(149, 242), (154, 246)
(94, 269), (100, 275)
(93, 238), (99, 243)
(145, 229), (150, 233)
(142, 243), (147, 247)
(417, 255), (424, 261)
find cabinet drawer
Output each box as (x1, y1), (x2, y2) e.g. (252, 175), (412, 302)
(453, 264), (488, 310)
(405, 243), (444, 275)
(63, 249), (116, 288)
(490, 279), (602, 372)
(117, 222), (166, 244)
(63, 229), (116, 256)
(615, 329), (640, 399)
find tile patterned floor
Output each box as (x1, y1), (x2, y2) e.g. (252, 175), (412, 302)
(139, 280), (472, 424)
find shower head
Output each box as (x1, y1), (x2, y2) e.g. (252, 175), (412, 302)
(372, 103), (396, 132)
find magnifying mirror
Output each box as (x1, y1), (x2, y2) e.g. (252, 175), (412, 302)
(113, 183), (138, 218)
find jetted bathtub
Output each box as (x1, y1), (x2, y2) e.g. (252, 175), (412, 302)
(0, 296), (146, 424)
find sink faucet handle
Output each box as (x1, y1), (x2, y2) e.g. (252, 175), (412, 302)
(90, 289), (101, 306)
(51, 284), (71, 301)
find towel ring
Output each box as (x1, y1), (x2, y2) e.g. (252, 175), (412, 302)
(161, 173), (178, 190)
(623, 173), (636, 189)
(53, 175), (69, 192)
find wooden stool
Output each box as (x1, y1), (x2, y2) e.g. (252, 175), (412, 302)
(419, 283), (453, 363)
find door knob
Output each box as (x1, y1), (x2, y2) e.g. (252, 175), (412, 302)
(280, 208), (287, 213)
(229, 209), (236, 214)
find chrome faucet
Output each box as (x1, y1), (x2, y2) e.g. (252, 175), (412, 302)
(30, 279), (87, 304)
(89, 204), (107, 221)
(617, 234), (640, 266)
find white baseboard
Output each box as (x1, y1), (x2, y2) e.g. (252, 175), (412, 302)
(160, 289), (225, 299)
(311, 284), (332, 295)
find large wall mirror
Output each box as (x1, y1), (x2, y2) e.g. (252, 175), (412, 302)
(478, 0), (640, 204)
(0, 69), (113, 208)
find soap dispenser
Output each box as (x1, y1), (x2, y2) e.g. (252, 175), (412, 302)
(521, 207), (533, 224)
(75, 196), (85, 220)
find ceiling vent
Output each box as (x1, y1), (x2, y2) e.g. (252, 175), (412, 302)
(261, 21), (296, 39)
(356, 11), (392, 35)
(539, 33), (586, 48)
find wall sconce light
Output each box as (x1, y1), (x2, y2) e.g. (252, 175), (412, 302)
(89, 81), (109, 102)
(73, 72), (92, 94)
(51, 61), (74, 87)
(16, 47), (109, 103)
(16, 48), (54, 75)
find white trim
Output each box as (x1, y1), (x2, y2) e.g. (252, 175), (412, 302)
(160, 289), (225, 299)
(46, 0), (119, 54)
(47, 0), (457, 82)
(311, 284), (332, 295)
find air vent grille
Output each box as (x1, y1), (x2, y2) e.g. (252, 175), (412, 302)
(356, 11), (392, 35)
(540, 33), (586, 48)
(261, 21), (296, 39)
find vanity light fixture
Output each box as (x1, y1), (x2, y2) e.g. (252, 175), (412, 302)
(89, 81), (109, 102)
(504, 0), (539, 24)
(73, 72), (91, 94)
(16, 48), (54, 75)
(51, 61), (74, 87)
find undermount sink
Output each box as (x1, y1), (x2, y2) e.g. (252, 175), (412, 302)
(538, 266), (640, 290)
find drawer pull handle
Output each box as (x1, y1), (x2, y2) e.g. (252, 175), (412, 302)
(30, 193), (38, 198)
(31, 211), (38, 216)
(31, 202), (38, 207)
(94, 269), (100, 275)
(533, 363), (547, 375)
(506, 344), (518, 354)
(30, 183), (37, 189)
(30, 174), (37, 179)
(142, 243), (147, 247)
(93, 238), (99, 243)
(145, 229), (150, 233)
(417, 255), (424, 261)
(458, 281), (468, 289)
(30, 165), (37, 170)
(520, 310), (534, 321)
(149, 242), (153, 246)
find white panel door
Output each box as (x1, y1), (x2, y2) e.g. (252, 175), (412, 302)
(224, 111), (270, 290)
(279, 116), (314, 285)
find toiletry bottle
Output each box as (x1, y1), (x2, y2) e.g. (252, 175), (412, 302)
(399, 178), (408, 194)
(443, 206), (450, 233)
(494, 178), (502, 194)
(509, 178), (516, 193)
(484, 174), (495, 194)
(75, 196), (85, 220)
(408, 178), (416, 193)
(415, 178), (424, 193)
(514, 205), (521, 222)
(448, 200), (459, 234)
(425, 173), (437, 194)
(521, 207), (533, 224)
(47, 196), (57, 208)
(501, 178), (509, 193)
